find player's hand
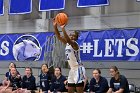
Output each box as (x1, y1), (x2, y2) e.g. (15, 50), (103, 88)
(53, 18), (57, 27)
(3, 87), (7, 90)
(16, 75), (21, 79)
(64, 80), (68, 85)
(48, 90), (52, 93)
(60, 24), (66, 28)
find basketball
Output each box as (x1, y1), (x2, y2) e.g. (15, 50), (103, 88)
(55, 13), (68, 26)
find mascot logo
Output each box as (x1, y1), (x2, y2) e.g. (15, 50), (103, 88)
(13, 35), (42, 61)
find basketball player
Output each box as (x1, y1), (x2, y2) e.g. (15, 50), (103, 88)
(53, 19), (86, 93)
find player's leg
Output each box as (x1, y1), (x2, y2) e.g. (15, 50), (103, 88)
(68, 69), (75, 93)
(0, 87), (12, 93)
(75, 82), (84, 93)
(68, 83), (75, 93)
(75, 66), (85, 93)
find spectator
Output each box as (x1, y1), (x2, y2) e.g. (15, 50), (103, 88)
(0, 62), (16, 93)
(0, 67), (22, 93)
(107, 66), (130, 93)
(22, 67), (36, 90)
(50, 67), (67, 92)
(40, 64), (51, 92)
(5, 62), (19, 80)
(90, 68), (109, 93)
(4, 62), (20, 86)
(9, 67), (22, 90)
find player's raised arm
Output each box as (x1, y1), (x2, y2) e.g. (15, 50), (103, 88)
(60, 25), (79, 50)
(53, 19), (67, 44)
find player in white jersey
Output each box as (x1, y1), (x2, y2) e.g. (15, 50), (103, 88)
(53, 19), (86, 93)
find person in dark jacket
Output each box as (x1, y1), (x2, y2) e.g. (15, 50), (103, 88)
(22, 67), (36, 90)
(107, 66), (130, 93)
(50, 67), (67, 92)
(40, 64), (51, 92)
(0, 67), (21, 93)
(5, 62), (20, 80)
(2, 62), (20, 88)
(9, 67), (22, 91)
(90, 68), (109, 93)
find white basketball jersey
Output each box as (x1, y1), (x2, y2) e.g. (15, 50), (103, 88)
(65, 43), (81, 68)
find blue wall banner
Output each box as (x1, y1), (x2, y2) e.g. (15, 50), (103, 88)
(0, 32), (54, 61)
(0, 0), (4, 15)
(78, 28), (140, 61)
(9, 0), (32, 14)
(39, 0), (65, 11)
(77, 0), (109, 7)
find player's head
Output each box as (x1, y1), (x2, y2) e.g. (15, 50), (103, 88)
(9, 62), (16, 70)
(54, 67), (61, 77)
(93, 68), (101, 79)
(10, 67), (18, 77)
(25, 67), (32, 76)
(41, 63), (49, 73)
(69, 31), (79, 41)
(109, 66), (120, 77)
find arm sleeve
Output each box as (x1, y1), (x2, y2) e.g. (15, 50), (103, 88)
(120, 76), (127, 89)
(5, 72), (8, 77)
(19, 77), (22, 88)
(21, 76), (26, 88)
(50, 78), (54, 92)
(110, 78), (114, 88)
(96, 78), (109, 93)
(56, 77), (67, 92)
(89, 78), (95, 92)
(39, 75), (43, 89)
(29, 76), (36, 90)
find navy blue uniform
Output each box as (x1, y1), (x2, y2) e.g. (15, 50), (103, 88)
(50, 75), (67, 92)
(110, 75), (130, 93)
(90, 76), (109, 93)
(5, 72), (11, 78)
(22, 75), (36, 90)
(40, 72), (51, 91)
(9, 75), (22, 90)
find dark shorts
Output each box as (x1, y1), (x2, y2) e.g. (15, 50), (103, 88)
(68, 81), (84, 87)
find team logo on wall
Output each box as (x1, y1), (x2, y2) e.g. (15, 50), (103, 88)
(13, 35), (42, 61)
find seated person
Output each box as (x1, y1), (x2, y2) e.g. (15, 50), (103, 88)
(12, 88), (31, 93)
(0, 63), (19, 92)
(9, 67), (22, 90)
(107, 66), (130, 93)
(22, 67), (36, 90)
(90, 68), (109, 93)
(40, 64), (52, 92)
(5, 62), (20, 80)
(50, 67), (67, 92)
(0, 67), (22, 93)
